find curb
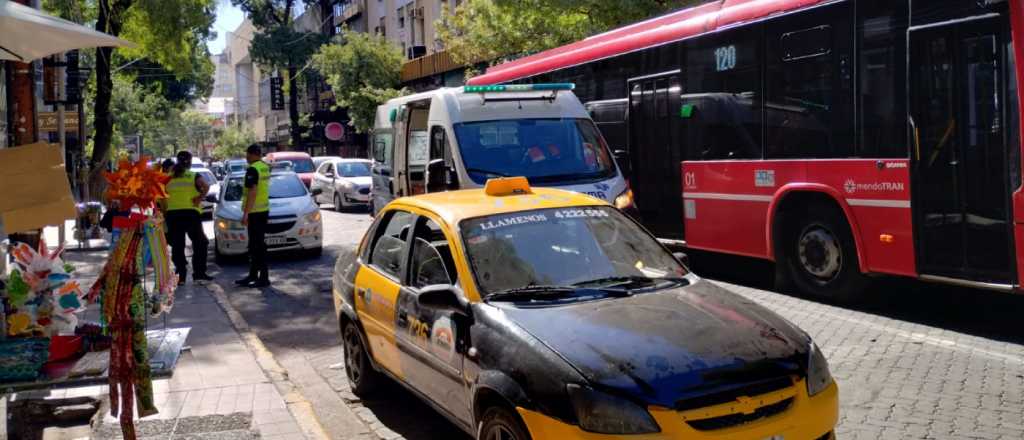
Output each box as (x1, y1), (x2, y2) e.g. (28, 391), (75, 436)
(204, 281), (331, 440)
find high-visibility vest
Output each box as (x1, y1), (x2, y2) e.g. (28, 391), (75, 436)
(243, 161), (271, 213)
(166, 171), (201, 212)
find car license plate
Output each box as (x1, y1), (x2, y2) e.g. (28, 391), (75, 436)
(265, 236), (287, 245)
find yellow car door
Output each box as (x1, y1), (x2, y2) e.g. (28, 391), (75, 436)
(354, 209), (417, 378)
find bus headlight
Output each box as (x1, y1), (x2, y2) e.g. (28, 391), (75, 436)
(614, 188), (634, 209)
(807, 342), (833, 396)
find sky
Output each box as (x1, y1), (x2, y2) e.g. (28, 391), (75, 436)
(208, 0), (245, 55)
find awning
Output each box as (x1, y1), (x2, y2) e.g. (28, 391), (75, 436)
(0, 1), (134, 62)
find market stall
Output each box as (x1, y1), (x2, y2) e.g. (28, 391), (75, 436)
(1, 144), (186, 440)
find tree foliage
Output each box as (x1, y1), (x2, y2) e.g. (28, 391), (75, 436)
(437, 0), (699, 69)
(214, 124), (258, 159)
(108, 75), (185, 158)
(180, 109), (215, 154)
(312, 32), (405, 133)
(232, 0), (328, 148)
(89, 0), (216, 198)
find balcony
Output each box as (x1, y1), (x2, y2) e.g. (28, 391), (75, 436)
(335, 1), (364, 24)
(400, 49), (464, 83)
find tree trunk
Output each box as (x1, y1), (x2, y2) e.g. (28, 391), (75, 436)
(88, 0), (127, 200)
(288, 64), (302, 150)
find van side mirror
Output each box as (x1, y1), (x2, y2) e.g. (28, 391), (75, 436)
(426, 159), (447, 193)
(312, 187), (323, 196)
(418, 285), (470, 315)
(672, 251), (689, 266)
(206, 193), (219, 203)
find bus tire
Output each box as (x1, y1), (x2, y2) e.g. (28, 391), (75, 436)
(782, 203), (867, 303)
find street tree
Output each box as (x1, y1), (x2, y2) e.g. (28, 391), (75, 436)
(180, 109), (215, 155)
(232, 0), (328, 149)
(214, 124), (258, 160)
(90, 0), (216, 197)
(109, 74), (184, 158)
(312, 32), (405, 133)
(437, 0), (700, 70)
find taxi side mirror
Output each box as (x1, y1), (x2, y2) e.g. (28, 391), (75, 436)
(311, 187), (323, 196)
(418, 285), (470, 315)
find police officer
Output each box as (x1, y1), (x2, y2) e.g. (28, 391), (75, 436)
(164, 151), (213, 286)
(236, 144), (271, 288)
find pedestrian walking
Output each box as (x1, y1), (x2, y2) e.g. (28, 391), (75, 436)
(163, 151), (213, 286)
(235, 144), (271, 288)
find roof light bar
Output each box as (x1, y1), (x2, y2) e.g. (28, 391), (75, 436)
(464, 83), (575, 93)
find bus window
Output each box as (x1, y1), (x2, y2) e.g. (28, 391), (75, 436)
(684, 26), (763, 160)
(765, 5), (855, 159)
(858, 0), (908, 158)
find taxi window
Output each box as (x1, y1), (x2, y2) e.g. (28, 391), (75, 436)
(369, 210), (416, 278)
(410, 217), (457, 288)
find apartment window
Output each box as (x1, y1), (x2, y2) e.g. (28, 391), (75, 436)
(398, 7), (405, 28)
(379, 16), (386, 36)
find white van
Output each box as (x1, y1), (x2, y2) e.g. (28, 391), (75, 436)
(369, 84), (632, 215)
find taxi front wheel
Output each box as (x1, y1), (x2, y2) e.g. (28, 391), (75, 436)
(343, 321), (381, 396)
(478, 406), (532, 440)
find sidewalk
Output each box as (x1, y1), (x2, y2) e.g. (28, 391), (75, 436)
(6, 249), (309, 440)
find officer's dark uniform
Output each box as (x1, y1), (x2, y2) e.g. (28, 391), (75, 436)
(242, 160), (271, 285)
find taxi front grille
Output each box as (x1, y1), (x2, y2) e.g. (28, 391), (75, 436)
(675, 376), (793, 411)
(686, 397), (793, 431)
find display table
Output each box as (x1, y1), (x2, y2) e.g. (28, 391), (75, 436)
(0, 327), (189, 393)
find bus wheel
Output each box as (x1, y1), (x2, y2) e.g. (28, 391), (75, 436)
(784, 205), (867, 302)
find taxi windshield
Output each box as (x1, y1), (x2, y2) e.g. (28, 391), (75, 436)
(453, 119), (616, 185)
(461, 206), (686, 298)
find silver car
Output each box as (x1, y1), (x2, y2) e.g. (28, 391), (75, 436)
(213, 171), (323, 263)
(311, 158), (372, 211)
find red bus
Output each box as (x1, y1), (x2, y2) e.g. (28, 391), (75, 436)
(468, 0), (1024, 300)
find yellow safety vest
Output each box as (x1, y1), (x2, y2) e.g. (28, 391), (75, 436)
(243, 161), (271, 213)
(166, 171), (201, 212)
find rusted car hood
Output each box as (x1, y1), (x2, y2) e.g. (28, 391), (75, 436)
(499, 278), (810, 407)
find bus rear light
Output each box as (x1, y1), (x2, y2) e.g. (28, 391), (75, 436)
(880, 234), (894, 244)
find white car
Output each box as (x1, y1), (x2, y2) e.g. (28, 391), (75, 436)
(313, 155), (342, 170)
(213, 171), (323, 263)
(191, 167), (219, 216)
(311, 158), (372, 211)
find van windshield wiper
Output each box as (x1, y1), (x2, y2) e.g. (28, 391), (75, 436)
(465, 167), (510, 177)
(572, 275), (689, 290)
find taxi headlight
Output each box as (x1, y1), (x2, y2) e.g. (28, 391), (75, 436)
(566, 384), (659, 434)
(303, 210), (322, 224)
(807, 342), (833, 397)
(614, 188), (634, 210)
(217, 218), (245, 231)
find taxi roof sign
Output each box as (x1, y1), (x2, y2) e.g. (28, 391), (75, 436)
(484, 176), (533, 196)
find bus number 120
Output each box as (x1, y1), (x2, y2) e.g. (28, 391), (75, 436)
(714, 45), (737, 72)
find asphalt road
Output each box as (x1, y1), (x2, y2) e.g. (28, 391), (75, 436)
(202, 207), (1024, 440)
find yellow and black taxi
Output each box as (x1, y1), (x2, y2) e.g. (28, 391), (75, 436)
(331, 177), (838, 440)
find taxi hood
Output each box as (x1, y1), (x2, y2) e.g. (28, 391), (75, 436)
(497, 278), (809, 408)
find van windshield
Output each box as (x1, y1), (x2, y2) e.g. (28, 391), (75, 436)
(453, 119), (616, 185)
